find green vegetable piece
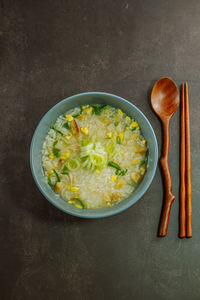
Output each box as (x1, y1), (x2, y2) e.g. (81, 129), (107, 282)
(51, 125), (65, 136)
(73, 106), (83, 118)
(109, 161), (127, 176)
(57, 129), (65, 136)
(102, 105), (111, 111)
(116, 136), (121, 144)
(72, 113), (80, 118)
(48, 175), (54, 188)
(63, 122), (70, 129)
(66, 158), (80, 171)
(131, 127), (137, 131)
(139, 160), (147, 168)
(90, 153), (105, 166)
(53, 169), (61, 182)
(108, 161), (121, 170)
(119, 168), (128, 176)
(105, 140), (115, 154)
(69, 198), (86, 209)
(114, 121), (118, 127)
(61, 165), (68, 175)
(92, 104), (106, 115)
(52, 147), (60, 158)
(115, 169), (119, 175)
(81, 140), (90, 146)
(53, 140), (58, 146)
(127, 182), (138, 188)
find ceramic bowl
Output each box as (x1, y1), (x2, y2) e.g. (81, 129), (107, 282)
(30, 92), (158, 218)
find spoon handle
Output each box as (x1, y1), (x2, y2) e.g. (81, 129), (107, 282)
(159, 119), (175, 236)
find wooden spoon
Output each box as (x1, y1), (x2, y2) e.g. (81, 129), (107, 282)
(151, 77), (180, 237)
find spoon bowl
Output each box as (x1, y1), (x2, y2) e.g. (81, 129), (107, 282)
(151, 77), (179, 119)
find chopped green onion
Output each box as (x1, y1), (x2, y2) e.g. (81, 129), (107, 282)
(69, 198), (86, 209)
(63, 122), (70, 129)
(52, 147), (60, 158)
(53, 140), (58, 146)
(51, 125), (65, 136)
(92, 105), (102, 115)
(53, 169), (60, 182)
(131, 127), (137, 131)
(48, 175), (54, 188)
(92, 104), (106, 115)
(127, 182), (138, 188)
(139, 160), (146, 168)
(66, 158), (80, 171)
(114, 121), (118, 127)
(61, 165), (68, 175)
(119, 168), (128, 176)
(115, 169), (119, 175)
(80, 140), (107, 171)
(108, 161), (127, 176)
(72, 113), (80, 118)
(108, 161), (121, 170)
(81, 139), (91, 147)
(90, 153), (105, 166)
(57, 129), (65, 136)
(105, 140), (115, 155)
(73, 106), (83, 118)
(116, 136), (121, 144)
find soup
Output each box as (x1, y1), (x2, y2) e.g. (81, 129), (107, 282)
(42, 104), (148, 209)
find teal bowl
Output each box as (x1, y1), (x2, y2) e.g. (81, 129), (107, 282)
(30, 92), (158, 218)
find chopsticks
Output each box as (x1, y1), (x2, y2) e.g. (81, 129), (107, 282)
(180, 83), (186, 238)
(180, 83), (192, 238)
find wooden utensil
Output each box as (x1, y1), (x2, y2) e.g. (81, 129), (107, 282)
(179, 83), (186, 238)
(185, 82), (192, 237)
(151, 77), (180, 237)
(180, 82), (192, 238)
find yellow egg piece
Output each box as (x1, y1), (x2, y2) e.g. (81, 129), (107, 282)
(80, 127), (89, 135)
(60, 156), (66, 160)
(78, 115), (85, 121)
(119, 132), (124, 141)
(85, 107), (93, 114)
(71, 186), (79, 192)
(65, 150), (70, 158)
(65, 132), (72, 140)
(130, 121), (139, 128)
(140, 167), (146, 176)
(118, 109), (123, 116)
(111, 175), (117, 182)
(132, 158), (140, 165)
(65, 114), (73, 122)
(106, 132), (112, 138)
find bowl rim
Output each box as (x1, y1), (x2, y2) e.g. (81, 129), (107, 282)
(30, 91), (158, 218)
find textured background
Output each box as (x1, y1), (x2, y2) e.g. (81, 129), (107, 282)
(1, 0), (200, 299)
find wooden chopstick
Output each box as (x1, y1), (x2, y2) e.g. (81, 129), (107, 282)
(179, 83), (186, 238)
(185, 82), (192, 238)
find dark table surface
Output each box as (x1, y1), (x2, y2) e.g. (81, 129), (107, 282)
(1, 0), (200, 299)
